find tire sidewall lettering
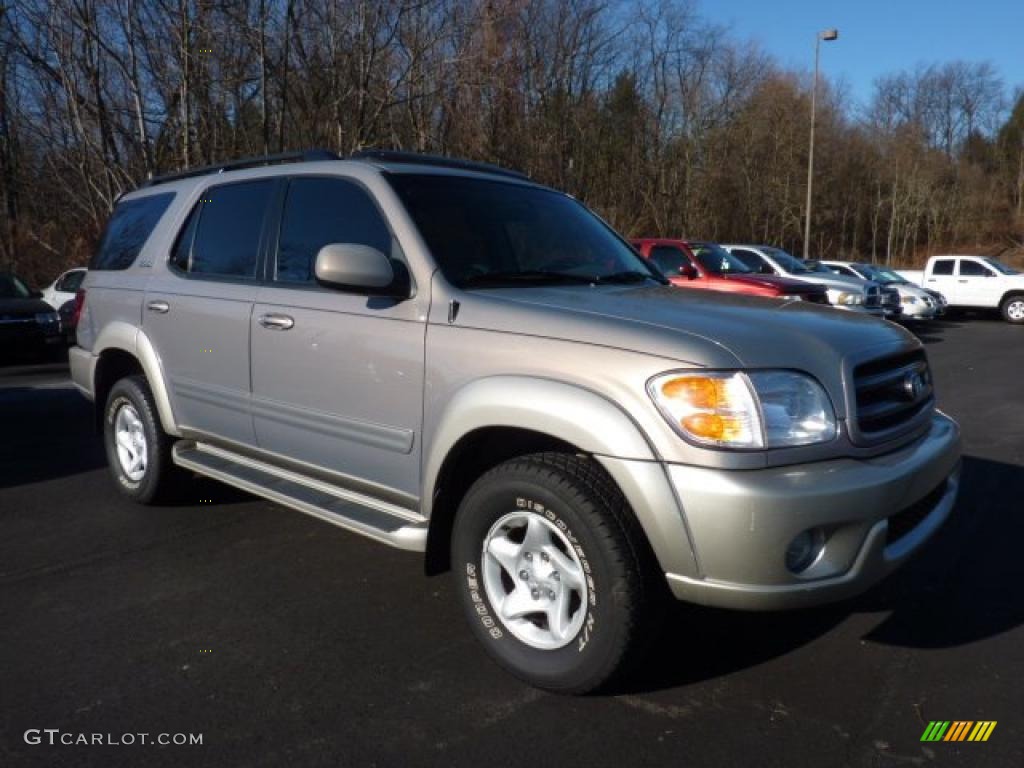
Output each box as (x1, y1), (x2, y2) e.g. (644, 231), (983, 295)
(467, 495), (597, 653)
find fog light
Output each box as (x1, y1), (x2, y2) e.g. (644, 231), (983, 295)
(786, 528), (825, 573)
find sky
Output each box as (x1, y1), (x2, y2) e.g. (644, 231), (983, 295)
(701, 0), (1024, 109)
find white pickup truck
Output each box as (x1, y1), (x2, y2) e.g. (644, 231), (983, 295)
(898, 255), (1024, 324)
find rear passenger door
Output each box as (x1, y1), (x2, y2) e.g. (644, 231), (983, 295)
(250, 175), (426, 501)
(144, 178), (278, 445)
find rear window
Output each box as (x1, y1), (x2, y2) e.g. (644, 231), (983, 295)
(90, 193), (175, 270)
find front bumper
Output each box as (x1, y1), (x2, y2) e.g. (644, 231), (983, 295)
(900, 301), (938, 320)
(663, 412), (961, 610)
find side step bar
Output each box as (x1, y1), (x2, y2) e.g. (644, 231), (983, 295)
(172, 442), (427, 552)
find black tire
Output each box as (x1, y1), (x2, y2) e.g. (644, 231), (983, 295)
(103, 375), (182, 504)
(451, 452), (662, 694)
(1000, 295), (1024, 324)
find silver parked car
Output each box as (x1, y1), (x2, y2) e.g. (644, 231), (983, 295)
(71, 150), (961, 693)
(723, 244), (888, 317)
(823, 261), (942, 320)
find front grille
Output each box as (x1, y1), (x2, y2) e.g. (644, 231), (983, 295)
(886, 480), (948, 544)
(864, 286), (881, 308)
(805, 291), (830, 305)
(881, 288), (900, 308)
(852, 349), (934, 438)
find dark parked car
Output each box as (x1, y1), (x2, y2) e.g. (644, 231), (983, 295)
(0, 272), (63, 362)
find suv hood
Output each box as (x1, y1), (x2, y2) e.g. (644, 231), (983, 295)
(0, 297), (54, 317)
(791, 272), (871, 292)
(453, 284), (916, 407)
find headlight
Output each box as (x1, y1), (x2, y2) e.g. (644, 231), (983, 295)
(901, 295), (918, 305)
(834, 291), (864, 306)
(777, 294), (804, 301)
(34, 312), (59, 325)
(648, 371), (838, 449)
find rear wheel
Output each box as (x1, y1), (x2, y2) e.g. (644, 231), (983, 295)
(1000, 295), (1024, 324)
(103, 375), (183, 503)
(451, 452), (661, 694)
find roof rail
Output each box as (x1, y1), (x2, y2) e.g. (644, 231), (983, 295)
(349, 149), (529, 180)
(141, 149), (341, 188)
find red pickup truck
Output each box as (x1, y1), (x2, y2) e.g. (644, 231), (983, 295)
(632, 238), (829, 304)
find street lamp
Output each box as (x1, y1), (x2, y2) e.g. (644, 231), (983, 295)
(803, 27), (838, 260)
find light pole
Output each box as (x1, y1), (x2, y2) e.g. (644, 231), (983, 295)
(803, 27), (838, 260)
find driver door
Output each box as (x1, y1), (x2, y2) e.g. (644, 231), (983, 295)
(955, 258), (996, 306)
(249, 175), (428, 499)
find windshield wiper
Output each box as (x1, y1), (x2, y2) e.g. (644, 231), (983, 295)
(462, 270), (595, 288)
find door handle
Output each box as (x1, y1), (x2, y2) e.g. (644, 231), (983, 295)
(957, 279), (968, 283)
(258, 313), (294, 330)
(147, 300), (170, 314)
(926, 278), (936, 282)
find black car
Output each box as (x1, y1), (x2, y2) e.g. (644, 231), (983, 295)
(0, 272), (63, 362)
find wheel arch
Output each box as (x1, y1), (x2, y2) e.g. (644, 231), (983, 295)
(92, 323), (179, 435)
(421, 376), (672, 576)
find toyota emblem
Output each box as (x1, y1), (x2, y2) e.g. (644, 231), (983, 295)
(903, 371), (925, 401)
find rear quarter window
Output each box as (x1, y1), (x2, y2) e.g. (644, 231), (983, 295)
(90, 193), (175, 270)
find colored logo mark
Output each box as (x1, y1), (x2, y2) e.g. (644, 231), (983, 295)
(920, 721), (997, 742)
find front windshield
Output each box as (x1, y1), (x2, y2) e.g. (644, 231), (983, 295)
(387, 174), (662, 288)
(857, 264), (904, 284)
(0, 274), (31, 299)
(984, 258), (1020, 275)
(689, 243), (753, 275)
(762, 247), (811, 274)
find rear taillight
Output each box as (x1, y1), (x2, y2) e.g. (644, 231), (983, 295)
(70, 289), (86, 327)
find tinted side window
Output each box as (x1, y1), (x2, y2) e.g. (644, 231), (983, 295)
(56, 270), (86, 292)
(275, 177), (391, 284)
(931, 259), (955, 275)
(649, 246), (688, 274)
(958, 260), (992, 277)
(90, 193), (175, 270)
(186, 180), (275, 278)
(730, 249), (763, 271)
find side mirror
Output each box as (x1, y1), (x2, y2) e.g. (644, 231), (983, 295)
(314, 243), (404, 296)
(30, 289), (44, 299)
(679, 264), (699, 280)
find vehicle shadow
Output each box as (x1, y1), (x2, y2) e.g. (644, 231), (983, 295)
(619, 454), (1024, 694)
(905, 318), (963, 345)
(0, 385), (251, 506)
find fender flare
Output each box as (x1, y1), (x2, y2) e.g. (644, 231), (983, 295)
(421, 375), (699, 577)
(93, 322), (181, 436)
(422, 376), (657, 516)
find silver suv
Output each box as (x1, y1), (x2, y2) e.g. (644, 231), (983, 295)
(71, 150), (961, 693)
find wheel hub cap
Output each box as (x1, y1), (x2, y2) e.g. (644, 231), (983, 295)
(481, 512), (588, 650)
(1009, 301), (1024, 320)
(114, 403), (147, 482)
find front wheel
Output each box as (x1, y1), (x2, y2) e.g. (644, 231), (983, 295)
(451, 452), (661, 694)
(1000, 295), (1024, 324)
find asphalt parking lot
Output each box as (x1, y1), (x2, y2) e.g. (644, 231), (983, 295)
(1, 317), (1022, 768)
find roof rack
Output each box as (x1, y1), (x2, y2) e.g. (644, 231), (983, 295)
(349, 149), (529, 180)
(141, 149), (341, 188)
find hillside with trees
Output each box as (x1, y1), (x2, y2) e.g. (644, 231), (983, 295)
(1, 0), (1022, 286)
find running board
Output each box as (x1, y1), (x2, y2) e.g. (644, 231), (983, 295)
(172, 442), (427, 552)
